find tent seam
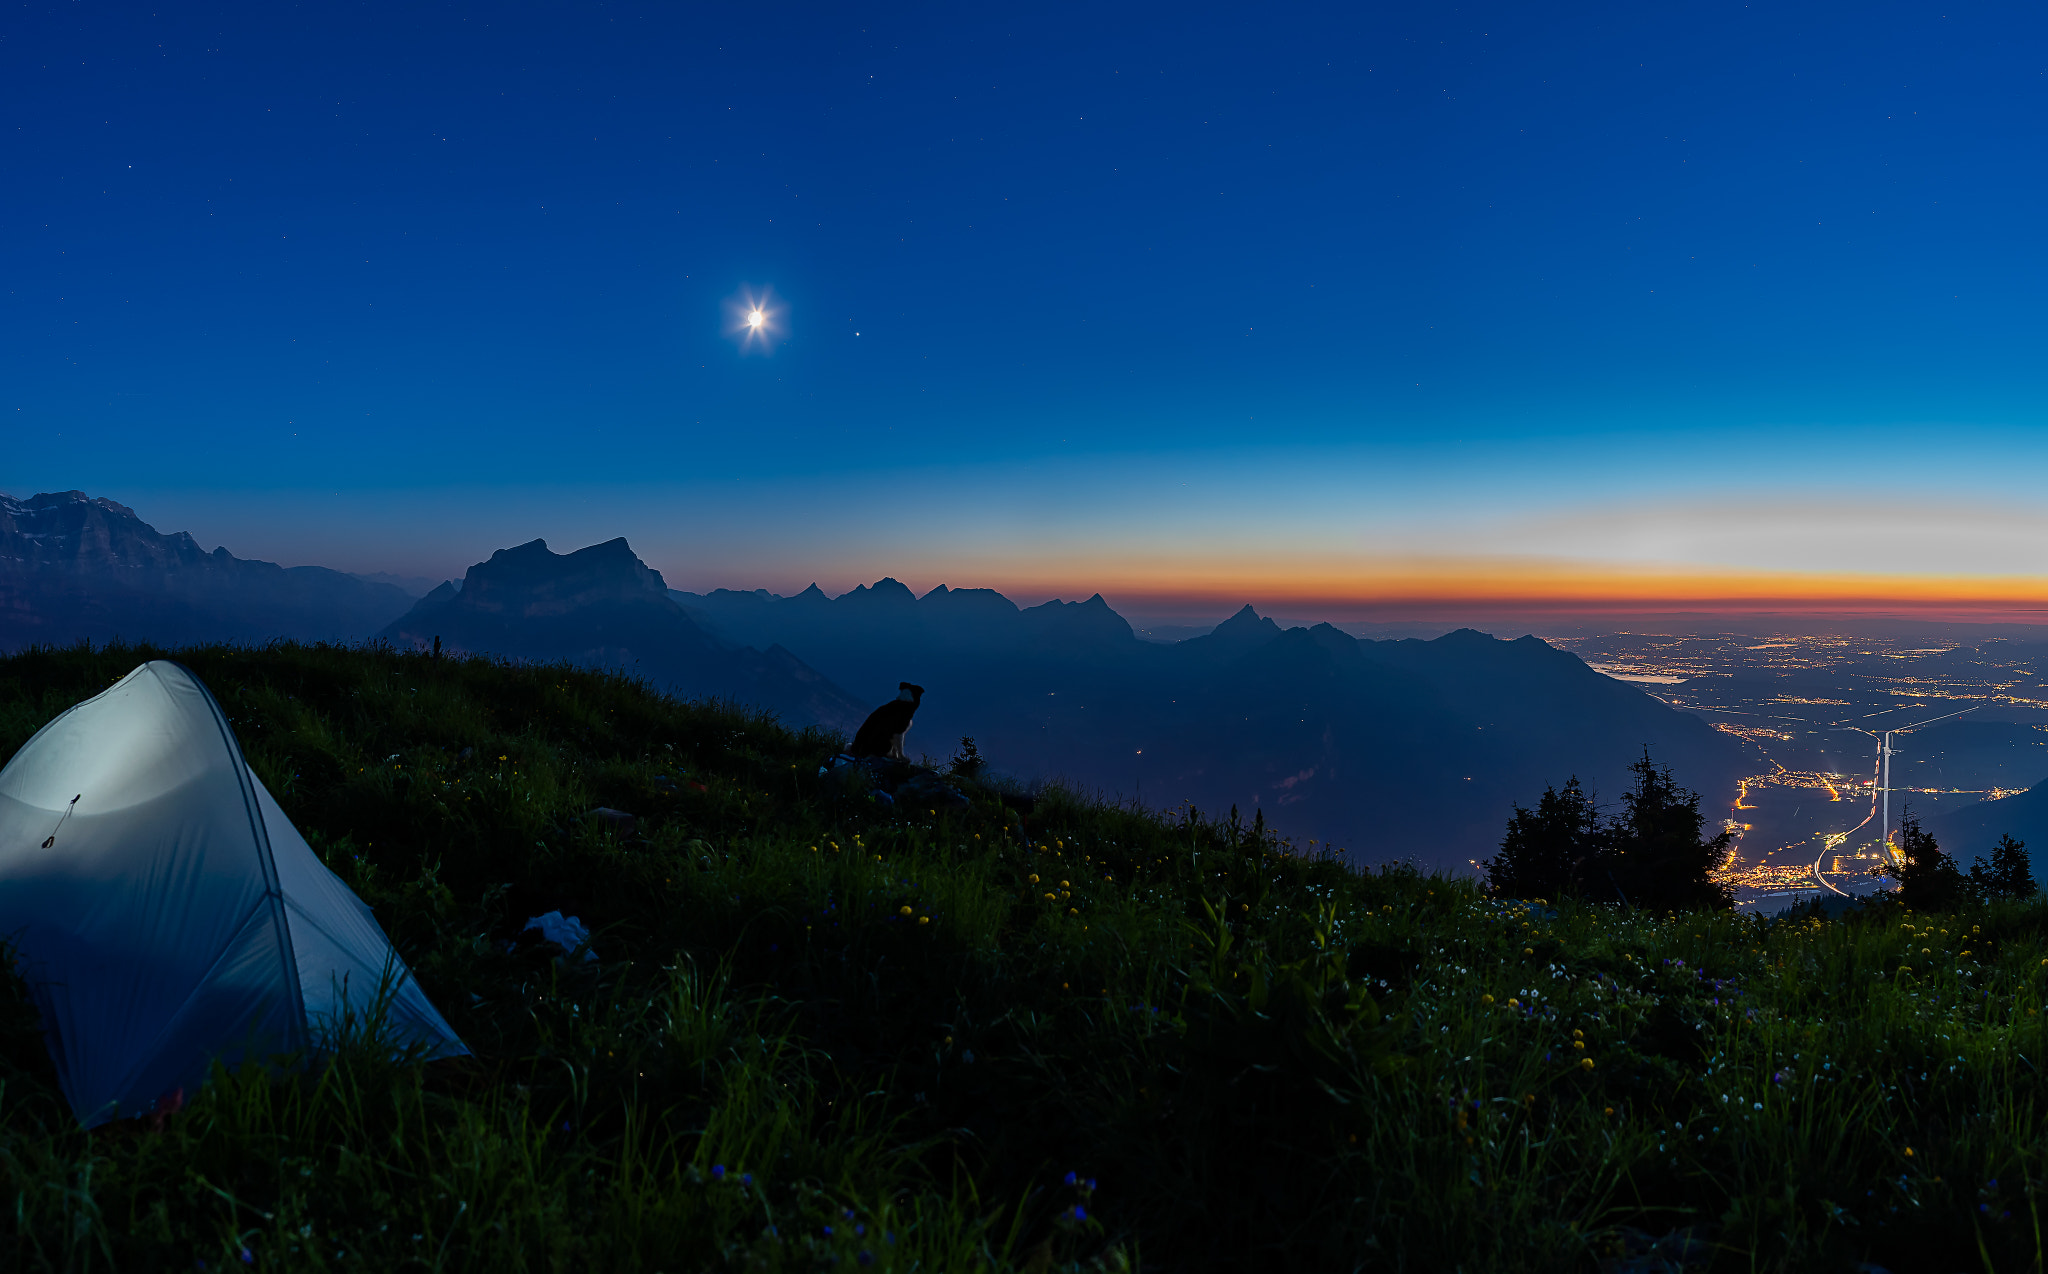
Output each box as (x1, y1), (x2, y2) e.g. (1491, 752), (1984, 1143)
(169, 663), (310, 1055)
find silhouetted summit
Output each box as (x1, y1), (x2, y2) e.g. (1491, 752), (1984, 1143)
(0, 490), (413, 650)
(381, 539), (864, 730)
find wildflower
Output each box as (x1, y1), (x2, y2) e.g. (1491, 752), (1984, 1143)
(712, 1164), (725, 1180)
(1481, 994), (1494, 1005)
(241, 1250), (255, 1266)
(1064, 1171), (1078, 1185)
(899, 906), (913, 917)
(742, 1173), (753, 1185)
(1905, 1147), (1915, 1157)
(1524, 947), (1534, 956)
(1580, 1057), (1594, 1070)
(919, 916), (930, 925)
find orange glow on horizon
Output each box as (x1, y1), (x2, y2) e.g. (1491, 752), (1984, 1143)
(874, 554), (2048, 623)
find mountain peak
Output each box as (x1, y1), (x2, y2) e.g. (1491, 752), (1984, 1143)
(457, 537), (668, 616)
(838, 577), (918, 607)
(1213, 604), (1281, 639)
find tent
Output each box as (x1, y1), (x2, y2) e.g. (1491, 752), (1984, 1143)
(0, 661), (465, 1127)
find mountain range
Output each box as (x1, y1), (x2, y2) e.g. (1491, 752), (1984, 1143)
(378, 538), (867, 732)
(0, 491), (413, 649)
(0, 491), (1752, 866)
(674, 580), (1750, 865)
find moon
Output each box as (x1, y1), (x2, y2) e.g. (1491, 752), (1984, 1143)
(728, 287), (781, 350)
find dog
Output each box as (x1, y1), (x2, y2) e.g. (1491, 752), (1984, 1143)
(849, 682), (924, 759)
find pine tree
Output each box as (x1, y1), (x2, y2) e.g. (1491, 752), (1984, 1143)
(1885, 810), (1966, 911)
(1968, 834), (2037, 901)
(1604, 751), (1734, 912)
(1485, 778), (1599, 900)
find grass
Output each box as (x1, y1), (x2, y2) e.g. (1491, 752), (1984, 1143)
(0, 642), (2044, 1271)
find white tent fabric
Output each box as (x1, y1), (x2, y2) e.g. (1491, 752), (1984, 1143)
(0, 661), (465, 1127)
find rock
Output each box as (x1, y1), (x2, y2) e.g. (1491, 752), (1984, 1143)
(589, 807), (637, 837)
(519, 910), (597, 963)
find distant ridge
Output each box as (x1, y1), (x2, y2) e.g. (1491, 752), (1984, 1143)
(0, 491), (413, 650)
(672, 581), (1749, 866)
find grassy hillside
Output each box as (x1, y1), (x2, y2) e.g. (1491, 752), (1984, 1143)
(0, 643), (2044, 1272)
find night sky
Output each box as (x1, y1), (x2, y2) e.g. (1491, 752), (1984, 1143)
(7, 2), (2048, 621)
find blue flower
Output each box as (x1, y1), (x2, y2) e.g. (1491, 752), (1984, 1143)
(711, 1164), (725, 1180)
(1064, 1171), (1077, 1185)
(239, 1250), (255, 1266)
(1072, 1206), (1088, 1222)
(742, 1173), (753, 1186)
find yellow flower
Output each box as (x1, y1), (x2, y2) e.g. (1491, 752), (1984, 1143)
(1579, 1057), (1594, 1070)
(1572, 1040), (1586, 1050)
(899, 906), (913, 917)
(1480, 994), (1494, 1005)
(1524, 947), (1535, 956)
(1029, 874), (1040, 884)
(919, 916), (930, 926)
(1904, 1147), (1915, 1158)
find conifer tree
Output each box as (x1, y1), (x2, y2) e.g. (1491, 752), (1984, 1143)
(1485, 778), (1599, 900)
(1885, 810), (1966, 911)
(1968, 834), (2037, 900)
(1605, 751), (1734, 912)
